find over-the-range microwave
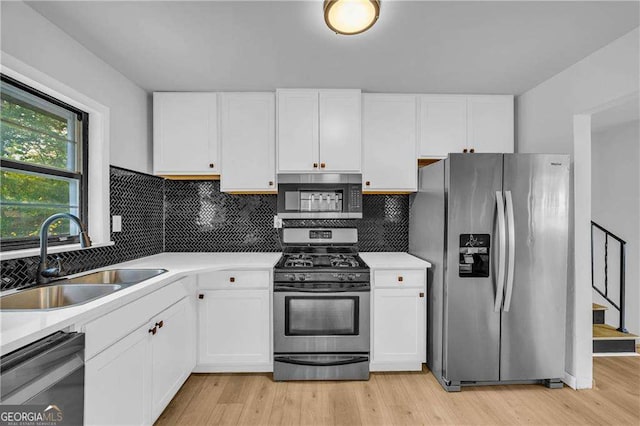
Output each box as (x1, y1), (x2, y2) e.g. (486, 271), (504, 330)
(276, 174), (362, 219)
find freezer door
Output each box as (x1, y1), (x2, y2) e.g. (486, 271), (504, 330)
(444, 154), (503, 382)
(500, 154), (570, 381)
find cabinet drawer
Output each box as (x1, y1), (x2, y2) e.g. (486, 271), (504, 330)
(374, 270), (425, 288)
(84, 279), (189, 360)
(197, 270), (270, 290)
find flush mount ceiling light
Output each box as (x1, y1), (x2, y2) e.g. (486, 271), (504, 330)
(324, 0), (380, 35)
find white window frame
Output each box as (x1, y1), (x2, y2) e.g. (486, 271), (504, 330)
(0, 52), (113, 260)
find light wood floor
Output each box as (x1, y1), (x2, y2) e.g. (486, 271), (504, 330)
(156, 354), (640, 426)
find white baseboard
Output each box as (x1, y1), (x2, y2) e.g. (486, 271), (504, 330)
(562, 371), (577, 389)
(563, 370), (593, 389)
(593, 352), (640, 357)
(193, 363), (273, 373)
(370, 361), (423, 372)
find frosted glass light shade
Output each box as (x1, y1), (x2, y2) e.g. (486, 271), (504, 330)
(324, 0), (380, 35)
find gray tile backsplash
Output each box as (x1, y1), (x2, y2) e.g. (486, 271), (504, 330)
(1, 171), (409, 290)
(0, 167), (164, 291)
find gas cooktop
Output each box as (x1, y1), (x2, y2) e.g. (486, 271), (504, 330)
(277, 253), (367, 270)
(274, 228), (370, 285)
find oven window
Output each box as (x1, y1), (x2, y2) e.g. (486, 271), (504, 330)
(285, 296), (359, 336)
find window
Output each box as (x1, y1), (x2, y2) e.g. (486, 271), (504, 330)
(1, 74), (88, 250)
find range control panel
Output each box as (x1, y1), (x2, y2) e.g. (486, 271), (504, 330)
(309, 230), (332, 239)
(459, 234), (490, 278)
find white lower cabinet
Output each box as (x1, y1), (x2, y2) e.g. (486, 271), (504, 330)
(151, 297), (196, 420)
(85, 280), (196, 426)
(196, 289), (271, 372)
(85, 324), (151, 426)
(371, 269), (426, 372)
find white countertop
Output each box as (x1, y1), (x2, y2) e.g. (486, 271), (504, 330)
(0, 252), (281, 355)
(0, 251), (428, 355)
(360, 252), (431, 269)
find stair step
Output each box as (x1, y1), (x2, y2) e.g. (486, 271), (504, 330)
(593, 324), (638, 340)
(592, 303), (608, 311)
(593, 325), (638, 354)
(593, 308), (605, 324)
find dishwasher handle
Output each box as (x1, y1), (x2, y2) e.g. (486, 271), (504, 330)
(1, 331), (84, 403)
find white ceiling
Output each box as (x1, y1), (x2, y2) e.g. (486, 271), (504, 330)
(26, 1), (640, 94)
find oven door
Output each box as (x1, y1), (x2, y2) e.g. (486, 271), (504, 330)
(273, 291), (370, 353)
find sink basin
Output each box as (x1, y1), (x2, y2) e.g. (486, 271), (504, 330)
(59, 268), (167, 285)
(0, 284), (122, 310)
(0, 269), (167, 311)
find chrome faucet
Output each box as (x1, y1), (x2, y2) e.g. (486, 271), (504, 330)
(37, 213), (92, 284)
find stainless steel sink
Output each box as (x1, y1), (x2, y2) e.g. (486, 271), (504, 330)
(0, 269), (168, 310)
(59, 268), (167, 285)
(0, 284), (122, 310)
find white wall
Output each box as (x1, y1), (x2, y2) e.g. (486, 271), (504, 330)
(517, 28), (639, 155)
(0, 1), (152, 173)
(591, 120), (640, 336)
(516, 27), (639, 389)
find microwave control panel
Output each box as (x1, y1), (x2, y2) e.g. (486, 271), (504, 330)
(459, 234), (490, 278)
(349, 186), (362, 211)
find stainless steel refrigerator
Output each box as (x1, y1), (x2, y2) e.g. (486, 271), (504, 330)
(409, 153), (570, 391)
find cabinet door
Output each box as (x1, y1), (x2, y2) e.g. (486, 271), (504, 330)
(153, 92), (219, 174)
(319, 90), (361, 172)
(220, 93), (276, 192)
(277, 90), (319, 172)
(85, 325), (151, 426)
(197, 289), (270, 366)
(373, 288), (425, 364)
(467, 95), (514, 153)
(418, 95), (467, 157)
(151, 297), (196, 421)
(362, 94), (417, 192)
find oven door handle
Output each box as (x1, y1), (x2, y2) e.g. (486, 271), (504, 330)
(274, 355), (369, 367)
(273, 285), (371, 293)
(274, 286), (370, 293)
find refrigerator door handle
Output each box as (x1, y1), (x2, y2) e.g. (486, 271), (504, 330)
(493, 191), (507, 312)
(503, 190), (516, 312)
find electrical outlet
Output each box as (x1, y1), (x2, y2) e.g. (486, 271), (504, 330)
(112, 215), (122, 233)
(273, 215), (283, 229)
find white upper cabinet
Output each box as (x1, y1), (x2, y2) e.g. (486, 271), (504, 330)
(467, 95), (514, 154)
(418, 95), (467, 157)
(277, 90), (319, 172)
(153, 92), (219, 175)
(277, 89), (361, 173)
(362, 94), (417, 192)
(319, 90), (361, 172)
(220, 93), (276, 192)
(418, 94), (514, 157)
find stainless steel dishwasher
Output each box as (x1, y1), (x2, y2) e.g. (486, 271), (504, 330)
(1, 331), (84, 425)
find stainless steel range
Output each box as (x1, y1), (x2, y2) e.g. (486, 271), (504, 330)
(273, 228), (370, 381)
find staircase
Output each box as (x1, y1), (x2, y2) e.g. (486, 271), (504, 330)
(592, 303), (637, 353)
(591, 222), (638, 354)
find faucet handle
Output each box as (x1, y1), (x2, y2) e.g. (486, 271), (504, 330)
(41, 256), (63, 278)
